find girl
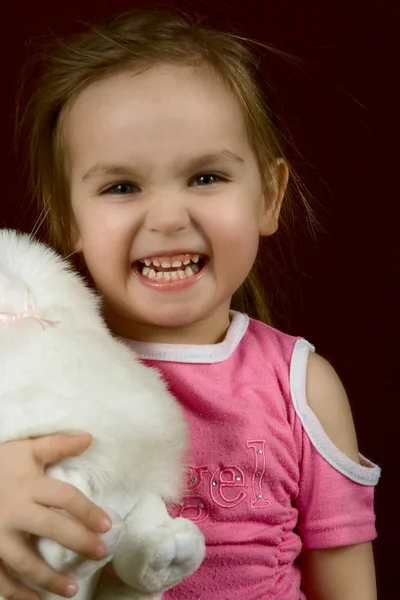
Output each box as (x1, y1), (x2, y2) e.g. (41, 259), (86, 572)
(0, 10), (380, 600)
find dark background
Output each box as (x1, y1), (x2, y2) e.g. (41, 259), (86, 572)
(1, 1), (396, 597)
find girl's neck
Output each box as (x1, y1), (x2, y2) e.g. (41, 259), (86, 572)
(103, 306), (231, 345)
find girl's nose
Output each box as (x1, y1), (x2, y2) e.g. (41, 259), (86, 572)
(145, 194), (190, 235)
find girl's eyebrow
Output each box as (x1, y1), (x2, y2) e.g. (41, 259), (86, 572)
(186, 150), (245, 170)
(81, 149), (245, 182)
(82, 164), (136, 182)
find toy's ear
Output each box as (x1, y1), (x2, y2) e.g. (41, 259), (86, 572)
(259, 159), (289, 237)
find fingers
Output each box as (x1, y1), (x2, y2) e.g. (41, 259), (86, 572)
(31, 434), (93, 467)
(33, 477), (111, 534)
(0, 562), (39, 600)
(0, 537), (78, 599)
(0, 435), (110, 599)
(17, 505), (106, 560)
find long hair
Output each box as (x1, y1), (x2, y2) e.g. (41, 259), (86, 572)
(16, 9), (316, 324)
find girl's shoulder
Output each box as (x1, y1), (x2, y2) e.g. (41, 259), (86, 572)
(244, 314), (310, 361)
(236, 313), (314, 390)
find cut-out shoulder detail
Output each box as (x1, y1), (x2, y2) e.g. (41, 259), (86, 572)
(290, 339), (381, 486)
(306, 352), (360, 463)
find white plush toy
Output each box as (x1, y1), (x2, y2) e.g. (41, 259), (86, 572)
(0, 230), (205, 600)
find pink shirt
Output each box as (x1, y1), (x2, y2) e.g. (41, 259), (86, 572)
(124, 312), (381, 599)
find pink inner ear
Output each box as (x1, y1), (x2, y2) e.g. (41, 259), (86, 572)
(0, 291), (59, 330)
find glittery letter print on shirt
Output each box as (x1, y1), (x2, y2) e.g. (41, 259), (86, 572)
(175, 440), (273, 523)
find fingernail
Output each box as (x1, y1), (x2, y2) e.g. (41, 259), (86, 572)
(98, 517), (112, 532)
(65, 582), (78, 597)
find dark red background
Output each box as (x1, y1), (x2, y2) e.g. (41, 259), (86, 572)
(1, 1), (395, 597)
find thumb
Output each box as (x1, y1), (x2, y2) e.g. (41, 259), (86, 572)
(31, 433), (93, 466)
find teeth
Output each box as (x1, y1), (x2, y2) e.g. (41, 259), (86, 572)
(140, 254), (204, 268)
(140, 255), (204, 281)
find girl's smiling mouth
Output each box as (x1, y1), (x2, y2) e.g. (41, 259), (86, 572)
(133, 253), (208, 288)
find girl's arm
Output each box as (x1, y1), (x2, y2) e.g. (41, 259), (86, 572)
(0, 434), (110, 600)
(300, 353), (378, 600)
(300, 542), (377, 600)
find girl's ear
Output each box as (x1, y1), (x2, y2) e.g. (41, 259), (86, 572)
(259, 159), (289, 236)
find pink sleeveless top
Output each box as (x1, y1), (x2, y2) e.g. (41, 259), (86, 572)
(123, 312), (380, 599)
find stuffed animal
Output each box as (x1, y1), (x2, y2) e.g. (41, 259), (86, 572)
(0, 229), (205, 600)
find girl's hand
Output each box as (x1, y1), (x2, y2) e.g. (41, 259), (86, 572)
(0, 434), (111, 600)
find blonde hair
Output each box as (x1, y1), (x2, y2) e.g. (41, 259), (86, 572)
(16, 9), (315, 324)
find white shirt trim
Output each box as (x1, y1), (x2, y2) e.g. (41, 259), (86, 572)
(290, 339), (381, 486)
(120, 311), (249, 363)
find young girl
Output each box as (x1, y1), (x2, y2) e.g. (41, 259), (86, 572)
(0, 10), (380, 600)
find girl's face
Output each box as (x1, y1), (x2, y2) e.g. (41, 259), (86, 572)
(65, 64), (283, 343)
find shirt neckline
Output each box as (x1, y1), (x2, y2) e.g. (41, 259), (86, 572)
(118, 311), (249, 364)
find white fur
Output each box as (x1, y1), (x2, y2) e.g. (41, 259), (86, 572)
(0, 230), (205, 600)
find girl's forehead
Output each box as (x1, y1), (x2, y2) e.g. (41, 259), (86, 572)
(63, 64), (250, 166)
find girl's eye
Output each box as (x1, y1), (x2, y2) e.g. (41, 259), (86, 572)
(190, 173), (226, 187)
(102, 183), (140, 195)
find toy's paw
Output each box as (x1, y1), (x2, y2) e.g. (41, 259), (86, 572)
(115, 518), (205, 593)
(148, 517), (205, 586)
